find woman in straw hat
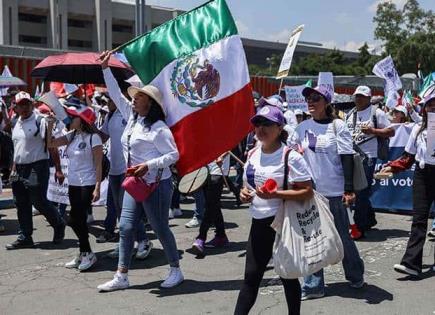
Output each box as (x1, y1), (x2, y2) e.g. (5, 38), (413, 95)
(46, 99), (102, 271)
(97, 51), (183, 291)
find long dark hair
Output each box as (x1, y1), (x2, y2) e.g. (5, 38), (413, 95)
(325, 103), (337, 120)
(415, 107), (428, 142)
(144, 99), (165, 127)
(81, 120), (96, 134)
(279, 128), (289, 144)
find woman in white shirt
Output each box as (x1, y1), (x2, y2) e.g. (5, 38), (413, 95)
(47, 100), (102, 271)
(290, 86), (365, 300)
(235, 105), (313, 315)
(381, 92), (435, 276)
(97, 51), (183, 291)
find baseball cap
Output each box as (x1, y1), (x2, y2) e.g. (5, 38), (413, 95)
(393, 105), (407, 116)
(353, 86), (372, 97)
(250, 105), (286, 126)
(15, 91), (33, 104)
(302, 86), (332, 103)
(258, 95), (284, 109)
(423, 92), (435, 106)
(65, 104), (96, 125)
(294, 109), (303, 116)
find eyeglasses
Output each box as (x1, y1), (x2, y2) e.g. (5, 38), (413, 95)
(305, 93), (323, 103)
(253, 119), (276, 127)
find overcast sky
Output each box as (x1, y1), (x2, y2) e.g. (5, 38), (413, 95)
(137, 0), (433, 52)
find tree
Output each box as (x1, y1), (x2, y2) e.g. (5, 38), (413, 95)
(373, 0), (434, 73)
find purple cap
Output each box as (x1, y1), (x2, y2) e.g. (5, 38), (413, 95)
(251, 105), (286, 126)
(302, 86), (332, 103)
(423, 92), (435, 106)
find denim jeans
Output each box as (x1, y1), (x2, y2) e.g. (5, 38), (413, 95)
(354, 157), (377, 231)
(12, 159), (63, 239)
(118, 178), (179, 269)
(193, 189), (205, 220)
(302, 196), (365, 294)
(106, 174), (147, 242)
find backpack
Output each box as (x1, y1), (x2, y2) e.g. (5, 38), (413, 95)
(348, 106), (389, 161)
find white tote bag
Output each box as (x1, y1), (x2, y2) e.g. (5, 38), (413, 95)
(271, 191), (344, 279)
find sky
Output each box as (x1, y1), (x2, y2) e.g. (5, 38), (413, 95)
(138, 0), (433, 53)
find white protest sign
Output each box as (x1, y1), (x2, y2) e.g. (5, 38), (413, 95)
(284, 85), (308, 111)
(276, 25), (304, 79)
(318, 72), (334, 98)
(372, 55), (402, 94)
(427, 112), (435, 165)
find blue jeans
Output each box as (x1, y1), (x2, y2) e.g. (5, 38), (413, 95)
(302, 196), (365, 294)
(118, 178), (179, 269)
(193, 189), (205, 220)
(12, 159), (63, 239)
(354, 157), (377, 231)
(106, 174), (147, 241)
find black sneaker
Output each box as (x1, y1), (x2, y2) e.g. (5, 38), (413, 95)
(6, 237), (35, 250)
(53, 222), (66, 244)
(427, 228), (435, 238)
(96, 231), (117, 243)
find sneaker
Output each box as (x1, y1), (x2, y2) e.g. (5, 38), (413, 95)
(96, 231), (117, 243)
(5, 237), (35, 250)
(172, 208), (183, 217)
(0, 223), (5, 233)
(191, 238), (205, 256)
(427, 228), (435, 238)
(65, 254), (82, 269)
(97, 272), (129, 292)
(432, 265), (435, 272)
(52, 222), (66, 244)
(32, 207), (40, 216)
(87, 214), (95, 224)
(168, 209), (174, 219)
(160, 267), (184, 288)
(393, 263), (419, 276)
(349, 279), (365, 289)
(301, 292), (325, 301)
(78, 252), (97, 271)
(135, 240), (153, 260)
(205, 235), (229, 248)
(185, 217), (201, 228)
(106, 246), (119, 259)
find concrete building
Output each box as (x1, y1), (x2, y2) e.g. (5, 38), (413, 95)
(0, 0), (360, 64)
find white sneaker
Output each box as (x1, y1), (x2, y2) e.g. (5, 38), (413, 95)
(65, 254), (82, 269)
(185, 217), (201, 228)
(78, 252), (97, 271)
(160, 267), (184, 288)
(97, 272), (129, 292)
(87, 214), (95, 224)
(393, 263), (419, 276)
(172, 208), (182, 217)
(135, 240), (153, 260)
(168, 209), (174, 219)
(32, 207), (40, 216)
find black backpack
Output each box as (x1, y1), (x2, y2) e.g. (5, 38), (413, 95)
(0, 131), (13, 169)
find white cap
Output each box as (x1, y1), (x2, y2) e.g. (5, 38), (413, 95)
(294, 109), (303, 116)
(353, 85), (372, 97)
(15, 91), (33, 104)
(393, 105), (407, 116)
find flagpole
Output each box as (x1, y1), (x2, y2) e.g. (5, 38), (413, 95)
(278, 78), (284, 94)
(228, 151), (245, 167)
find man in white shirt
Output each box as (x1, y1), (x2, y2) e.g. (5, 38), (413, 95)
(6, 92), (65, 249)
(345, 86), (395, 235)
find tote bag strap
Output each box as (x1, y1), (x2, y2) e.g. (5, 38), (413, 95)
(283, 147), (292, 190)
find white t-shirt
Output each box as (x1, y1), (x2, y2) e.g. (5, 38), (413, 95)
(65, 131), (102, 186)
(243, 144), (311, 219)
(100, 109), (128, 175)
(346, 106), (391, 158)
(208, 154), (230, 176)
(121, 118), (179, 184)
(405, 123), (434, 167)
(12, 112), (49, 164)
(291, 119), (354, 197)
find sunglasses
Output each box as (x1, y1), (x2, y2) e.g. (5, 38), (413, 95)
(305, 93), (323, 103)
(253, 118), (276, 127)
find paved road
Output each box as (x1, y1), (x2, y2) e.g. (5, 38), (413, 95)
(0, 192), (434, 315)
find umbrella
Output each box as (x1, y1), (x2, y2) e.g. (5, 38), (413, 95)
(0, 76), (27, 88)
(31, 52), (134, 85)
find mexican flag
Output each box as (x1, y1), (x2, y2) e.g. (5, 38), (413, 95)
(120, 0), (254, 176)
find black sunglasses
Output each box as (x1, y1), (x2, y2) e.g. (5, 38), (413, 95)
(305, 93), (323, 103)
(253, 118), (276, 127)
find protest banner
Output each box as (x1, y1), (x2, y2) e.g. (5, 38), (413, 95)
(318, 72), (334, 97)
(276, 24), (304, 80)
(284, 85), (308, 111)
(373, 56), (402, 109)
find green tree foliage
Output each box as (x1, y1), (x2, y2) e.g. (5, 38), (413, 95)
(373, 0), (434, 73)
